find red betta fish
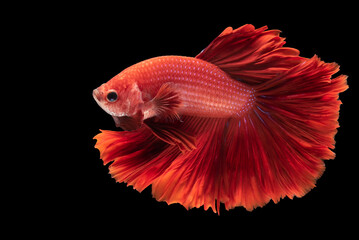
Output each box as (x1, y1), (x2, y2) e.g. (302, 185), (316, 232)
(93, 24), (348, 213)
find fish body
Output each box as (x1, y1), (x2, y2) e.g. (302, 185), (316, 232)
(93, 56), (255, 125)
(93, 25), (348, 213)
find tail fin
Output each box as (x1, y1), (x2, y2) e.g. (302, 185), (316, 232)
(227, 56), (348, 209)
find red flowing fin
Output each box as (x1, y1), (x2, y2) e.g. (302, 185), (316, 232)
(150, 117), (231, 213)
(94, 128), (181, 192)
(150, 57), (348, 212)
(150, 82), (181, 121)
(196, 24), (306, 85)
(147, 116), (272, 212)
(144, 119), (196, 152)
(94, 116), (231, 213)
(222, 56), (348, 210)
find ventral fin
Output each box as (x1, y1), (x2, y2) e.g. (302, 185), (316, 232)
(114, 110), (144, 131)
(145, 120), (196, 152)
(151, 82), (181, 121)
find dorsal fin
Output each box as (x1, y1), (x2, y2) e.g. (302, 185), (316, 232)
(196, 24), (306, 85)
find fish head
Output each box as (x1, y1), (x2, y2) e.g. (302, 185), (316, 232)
(93, 80), (144, 128)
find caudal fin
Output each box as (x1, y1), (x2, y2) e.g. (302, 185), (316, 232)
(223, 56), (348, 209)
(193, 25), (348, 209)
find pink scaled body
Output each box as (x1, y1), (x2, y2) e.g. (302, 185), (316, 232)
(94, 56), (255, 122)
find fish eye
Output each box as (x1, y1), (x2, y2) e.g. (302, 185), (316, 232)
(106, 91), (118, 102)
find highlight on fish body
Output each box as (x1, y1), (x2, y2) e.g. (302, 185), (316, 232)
(92, 24), (348, 214)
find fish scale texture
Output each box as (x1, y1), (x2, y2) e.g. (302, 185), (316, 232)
(113, 56), (255, 118)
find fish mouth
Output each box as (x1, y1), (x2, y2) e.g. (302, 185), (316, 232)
(93, 88), (103, 106)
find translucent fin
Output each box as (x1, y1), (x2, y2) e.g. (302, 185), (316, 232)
(151, 82), (181, 121)
(196, 24), (306, 85)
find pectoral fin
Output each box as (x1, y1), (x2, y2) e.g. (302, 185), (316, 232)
(144, 82), (181, 121)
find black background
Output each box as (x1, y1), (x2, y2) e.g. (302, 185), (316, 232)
(64, 16), (356, 225)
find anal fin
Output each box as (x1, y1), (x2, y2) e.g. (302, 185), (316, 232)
(145, 120), (196, 152)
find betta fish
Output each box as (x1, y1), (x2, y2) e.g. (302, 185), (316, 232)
(93, 24), (348, 213)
